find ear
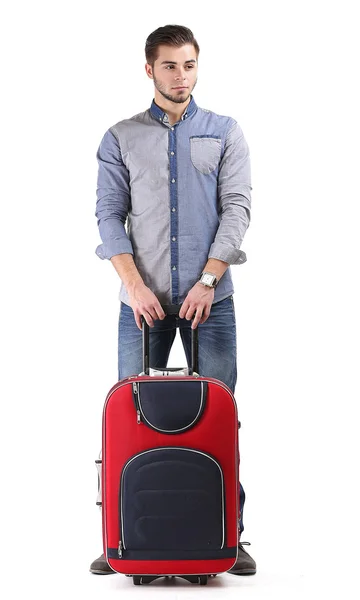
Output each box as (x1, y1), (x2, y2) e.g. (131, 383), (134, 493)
(145, 64), (153, 80)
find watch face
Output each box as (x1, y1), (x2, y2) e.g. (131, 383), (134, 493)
(203, 273), (214, 285)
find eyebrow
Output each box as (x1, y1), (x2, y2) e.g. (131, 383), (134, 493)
(160, 59), (197, 65)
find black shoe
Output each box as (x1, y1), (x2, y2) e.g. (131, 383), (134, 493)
(89, 553), (115, 575)
(227, 542), (257, 575)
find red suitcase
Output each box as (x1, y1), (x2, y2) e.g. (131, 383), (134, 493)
(100, 305), (240, 585)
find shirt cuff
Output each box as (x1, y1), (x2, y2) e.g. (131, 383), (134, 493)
(95, 238), (134, 260)
(208, 242), (247, 265)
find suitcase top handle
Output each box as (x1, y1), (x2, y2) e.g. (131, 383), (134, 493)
(141, 304), (199, 376)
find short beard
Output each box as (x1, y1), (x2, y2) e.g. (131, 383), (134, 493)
(153, 76), (197, 104)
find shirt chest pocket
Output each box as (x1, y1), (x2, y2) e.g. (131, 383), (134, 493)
(190, 136), (222, 175)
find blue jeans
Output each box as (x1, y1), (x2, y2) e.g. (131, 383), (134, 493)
(118, 294), (245, 537)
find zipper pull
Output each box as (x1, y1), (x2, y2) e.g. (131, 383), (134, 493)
(118, 540), (123, 558)
(132, 382), (141, 424)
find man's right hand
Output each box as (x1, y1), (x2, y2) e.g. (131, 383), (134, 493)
(128, 282), (166, 330)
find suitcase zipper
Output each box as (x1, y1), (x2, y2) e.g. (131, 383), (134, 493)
(118, 540), (123, 558)
(132, 382), (142, 424)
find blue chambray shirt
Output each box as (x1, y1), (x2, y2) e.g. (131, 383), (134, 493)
(95, 95), (252, 307)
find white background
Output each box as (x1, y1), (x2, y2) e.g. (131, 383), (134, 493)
(1, 1), (359, 598)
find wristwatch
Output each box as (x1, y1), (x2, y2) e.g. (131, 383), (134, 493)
(199, 271), (218, 289)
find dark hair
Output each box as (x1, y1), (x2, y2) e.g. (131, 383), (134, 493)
(145, 25), (200, 68)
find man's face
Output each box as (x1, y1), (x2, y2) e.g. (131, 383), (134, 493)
(146, 43), (198, 104)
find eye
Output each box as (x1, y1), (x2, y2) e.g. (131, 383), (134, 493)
(165, 65), (194, 69)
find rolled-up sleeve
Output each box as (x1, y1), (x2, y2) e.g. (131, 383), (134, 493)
(208, 119), (252, 265)
(95, 128), (133, 260)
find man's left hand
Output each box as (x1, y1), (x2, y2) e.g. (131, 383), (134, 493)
(178, 282), (215, 329)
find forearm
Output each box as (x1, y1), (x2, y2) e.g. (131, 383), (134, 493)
(208, 199), (250, 265)
(201, 258), (229, 284)
(110, 253), (145, 294)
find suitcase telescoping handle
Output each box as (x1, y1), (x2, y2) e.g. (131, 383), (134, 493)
(140, 304), (199, 376)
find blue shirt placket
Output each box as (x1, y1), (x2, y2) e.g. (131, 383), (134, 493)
(169, 124), (179, 305)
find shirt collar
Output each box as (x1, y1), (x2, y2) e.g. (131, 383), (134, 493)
(150, 94), (197, 123)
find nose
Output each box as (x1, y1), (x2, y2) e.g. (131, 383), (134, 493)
(175, 67), (188, 81)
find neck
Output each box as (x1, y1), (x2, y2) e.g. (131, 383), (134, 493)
(154, 93), (191, 125)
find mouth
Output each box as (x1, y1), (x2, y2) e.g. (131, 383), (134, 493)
(173, 87), (188, 90)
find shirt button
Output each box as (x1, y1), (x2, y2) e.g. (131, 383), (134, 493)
(172, 236), (176, 241)
(171, 127), (174, 130)
(172, 207), (176, 212)
(170, 151), (174, 156)
(172, 266), (177, 270)
(171, 178), (176, 183)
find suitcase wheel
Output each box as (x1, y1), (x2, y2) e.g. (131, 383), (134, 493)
(132, 575), (162, 585)
(176, 575), (209, 585)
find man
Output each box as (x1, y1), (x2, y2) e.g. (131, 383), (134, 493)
(90, 24), (256, 577)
